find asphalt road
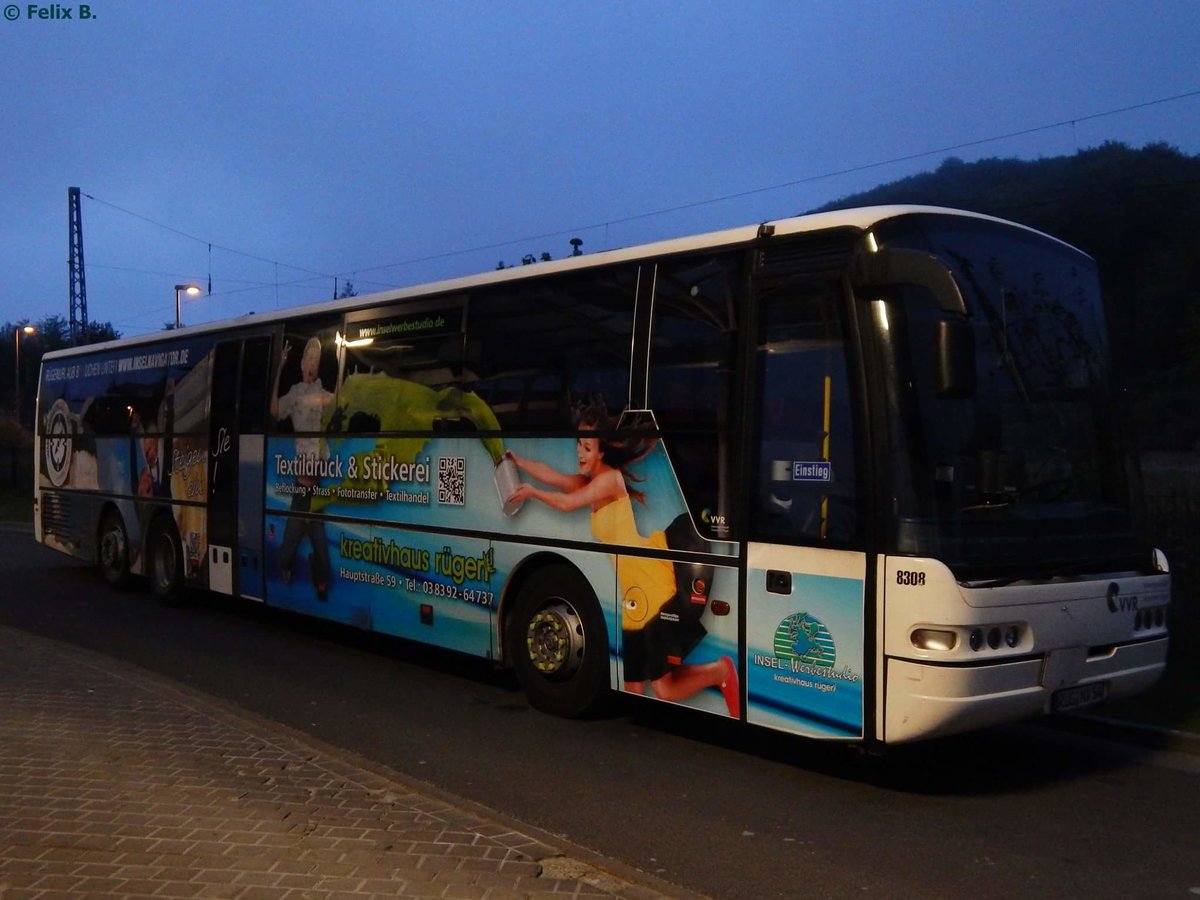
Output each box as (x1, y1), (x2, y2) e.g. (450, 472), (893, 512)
(4, 527), (1199, 899)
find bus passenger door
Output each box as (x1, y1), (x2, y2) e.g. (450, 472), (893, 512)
(207, 336), (271, 600)
(236, 337), (271, 601)
(208, 341), (239, 594)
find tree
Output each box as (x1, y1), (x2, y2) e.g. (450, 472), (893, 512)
(2, 315), (123, 413)
(82, 321), (120, 344)
(815, 142), (1200, 449)
(32, 315), (70, 350)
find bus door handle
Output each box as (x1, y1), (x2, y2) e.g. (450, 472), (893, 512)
(766, 570), (792, 595)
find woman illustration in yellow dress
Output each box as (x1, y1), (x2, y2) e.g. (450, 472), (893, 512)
(505, 405), (739, 718)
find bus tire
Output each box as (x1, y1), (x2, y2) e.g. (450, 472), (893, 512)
(506, 564), (608, 718)
(97, 509), (132, 589)
(147, 516), (185, 604)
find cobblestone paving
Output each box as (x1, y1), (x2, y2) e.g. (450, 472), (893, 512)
(0, 626), (673, 900)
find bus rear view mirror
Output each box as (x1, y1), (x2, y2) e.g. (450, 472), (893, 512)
(935, 319), (975, 398)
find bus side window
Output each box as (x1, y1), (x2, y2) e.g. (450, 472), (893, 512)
(648, 253), (739, 538)
(752, 284), (860, 546)
(271, 316), (342, 436)
(468, 267), (637, 431)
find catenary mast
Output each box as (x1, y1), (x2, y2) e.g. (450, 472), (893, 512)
(68, 186), (89, 345)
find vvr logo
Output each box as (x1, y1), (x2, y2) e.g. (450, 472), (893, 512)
(1106, 582), (1139, 613)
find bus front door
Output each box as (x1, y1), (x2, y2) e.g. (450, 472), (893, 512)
(745, 275), (867, 739)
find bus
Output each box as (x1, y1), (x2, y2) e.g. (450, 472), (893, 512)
(34, 205), (1171, 746)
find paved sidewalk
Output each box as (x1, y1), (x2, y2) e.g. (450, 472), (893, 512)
(0, 626), (683, 900)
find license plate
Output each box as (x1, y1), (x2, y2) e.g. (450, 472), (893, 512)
(1051, 681), (1109, 713)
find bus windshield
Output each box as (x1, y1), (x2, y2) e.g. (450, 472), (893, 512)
(864, 214), (1139, 579)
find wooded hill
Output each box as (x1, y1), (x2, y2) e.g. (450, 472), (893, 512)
(815, 142), (1200, 451)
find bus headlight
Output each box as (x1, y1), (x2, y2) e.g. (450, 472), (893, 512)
(911, 622), (1029, 655)
(912, 628), (957, 651)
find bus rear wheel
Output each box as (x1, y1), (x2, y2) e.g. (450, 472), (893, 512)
(97, 510), (132, 589)
(506, 564), (608, 718)
(147, 517), (185, 604)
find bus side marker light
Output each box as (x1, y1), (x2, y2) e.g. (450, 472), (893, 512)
(912, 629), (957, 651)
(711, 600), (731, 616)
(420, 604), (434, 626)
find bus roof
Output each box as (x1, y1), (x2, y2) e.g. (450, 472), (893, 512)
(41, 205), (1070, 361)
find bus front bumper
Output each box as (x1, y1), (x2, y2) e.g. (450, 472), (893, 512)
(883, 636), (1168, 744)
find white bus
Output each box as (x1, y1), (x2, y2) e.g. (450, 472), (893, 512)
(34, 205), (1170, 745)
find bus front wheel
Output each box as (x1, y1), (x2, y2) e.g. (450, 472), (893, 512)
(147, 517), (185, 603)
(97, 510), (132, 589)
(506, 564), (609, 718)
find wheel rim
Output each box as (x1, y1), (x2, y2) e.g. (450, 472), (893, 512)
(100, 525), (125, 575)
(152, 531), (178, 592)
(525, 601), (585, 679)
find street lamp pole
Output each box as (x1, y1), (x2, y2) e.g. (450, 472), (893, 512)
(13, 324), (35, 416)
(174, 283), (202, 329)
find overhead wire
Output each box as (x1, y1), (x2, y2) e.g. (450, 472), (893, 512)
(84, 87), (1200, 313)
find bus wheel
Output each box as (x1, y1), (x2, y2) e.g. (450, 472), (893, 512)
(506, 564), (608, 718)
(97, 510), (132, 589)
(147, 517), (185, 604)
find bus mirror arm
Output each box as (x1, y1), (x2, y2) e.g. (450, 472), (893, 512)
(852, 248), (967, 314)
(853, 247), (974, 396)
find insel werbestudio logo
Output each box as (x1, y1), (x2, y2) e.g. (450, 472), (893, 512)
(774, 612), (836, 667)
(754, 611), (861, 687)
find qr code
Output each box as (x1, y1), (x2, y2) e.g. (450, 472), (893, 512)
(437, 456), (466, 505)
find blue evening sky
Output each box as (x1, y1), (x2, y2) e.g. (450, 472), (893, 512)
(2, 1), (1198, 337)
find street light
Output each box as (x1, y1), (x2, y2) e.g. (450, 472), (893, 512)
(174, 283), (201, 329)
(13, 324), (35, 416)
